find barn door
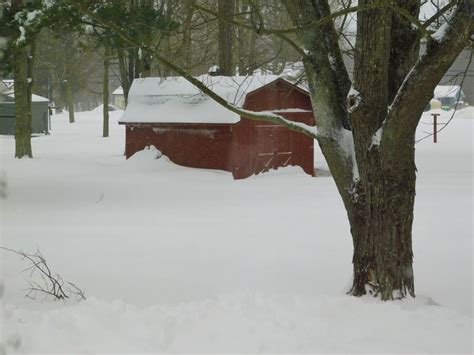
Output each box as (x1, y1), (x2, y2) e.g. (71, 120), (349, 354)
(255, 125), (292, 174)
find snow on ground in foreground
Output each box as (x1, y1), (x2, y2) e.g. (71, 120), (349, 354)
(0, 107), (472, 353)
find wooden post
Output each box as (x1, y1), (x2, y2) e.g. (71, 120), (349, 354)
(432, 113), (439, 143)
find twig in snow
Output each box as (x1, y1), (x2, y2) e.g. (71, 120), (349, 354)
(0, 247), (86, 301)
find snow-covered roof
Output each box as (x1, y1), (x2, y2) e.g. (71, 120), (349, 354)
(5, 92), (50, 102)
(1, 80), (50, 102)
(0, 81), (8, 95)
(120, 74), (306, 124)
(112, 86), (123, 95)
(2, 79), (14, 89)
(434, 85), (464, 99)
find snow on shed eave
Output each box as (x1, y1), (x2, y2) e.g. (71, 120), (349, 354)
(434, 85), (463, 98)
(6, 92), (50, 103)
(112, 86), (124, 95)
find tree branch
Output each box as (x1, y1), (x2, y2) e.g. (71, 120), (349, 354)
(71, 0), (356, 215)
(70, 3), (318, 139)
(422, 0), (457, 28)
(381, 1), (473, 150)
(192, 2), (307, 58)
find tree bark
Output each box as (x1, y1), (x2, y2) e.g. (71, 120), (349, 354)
(282, 0), (472, 300)
(64, 33), (75, 123)
(182, 0), (194, 70)
(103, 45), (110, 138)
(236, 0), (257, 75)
(348, 146), (416, 300)
(11, 0), (34, 158)
(218, 0), (235, 76)
(13, 44), (33, 158)
(65, 78), (74, 123)
(117, 48), (130, 106)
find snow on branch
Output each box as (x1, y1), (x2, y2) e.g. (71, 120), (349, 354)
(382, 1), (472, 145)
(13, 8), (44, 46)
(369, 123), (385, 149)
(337, 128), (360, 182)
(431, 21), (450, 42)
(237, 107), (318, 138)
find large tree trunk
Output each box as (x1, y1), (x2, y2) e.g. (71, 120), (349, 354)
(138, 48), (152, 78)
(181, 0), (194, 71)
(103, 45), (110, 138)
(283, 0), (472, 300)
(65, 78), (74, 123)
(344, 0), (421, 300)
(64, 33), (75, 123)
(13, 44), (33, 158)
(12, 0), (34, 158)
(218, 0), (235, 76)
(236, 0), (257, 76)
(117, 48), (131, 106)
(348, 149), (416, 299)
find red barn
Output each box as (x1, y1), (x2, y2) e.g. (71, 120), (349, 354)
(119, 75), (316, 179)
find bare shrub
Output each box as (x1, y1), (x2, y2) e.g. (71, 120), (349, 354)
(1, 247), (85, 301)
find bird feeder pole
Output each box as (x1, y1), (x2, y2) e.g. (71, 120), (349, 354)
(432, 113), (440, 143)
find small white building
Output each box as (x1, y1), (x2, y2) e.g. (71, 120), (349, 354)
(112, 86), (126, 109)
(433, 85), (466, 108)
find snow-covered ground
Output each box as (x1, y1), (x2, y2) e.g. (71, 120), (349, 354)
(0, 106), (472, 353)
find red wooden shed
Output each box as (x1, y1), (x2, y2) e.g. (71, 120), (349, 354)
(119, 75), (316, 179)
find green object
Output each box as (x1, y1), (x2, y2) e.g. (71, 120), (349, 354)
(0, 95), (50, 135)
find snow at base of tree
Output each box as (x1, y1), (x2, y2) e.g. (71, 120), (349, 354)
(0, 107), (472, 353)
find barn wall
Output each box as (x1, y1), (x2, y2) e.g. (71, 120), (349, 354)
(125, 123), (234, 172)
(243, 81), (314, 112)
(231, 80), (316, 179)
(123, 79), (316, 180)
(231, 113), (314, 179)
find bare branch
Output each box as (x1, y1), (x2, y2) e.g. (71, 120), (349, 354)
(67, 3), (318, 139)
(1, 247), (86, 301)
(423, 0), (458, 28)
(381, 1), (473, 150)
(192, 2), (307, 58)
(388, 3), (431, 38)
(416, 48), (473, 143)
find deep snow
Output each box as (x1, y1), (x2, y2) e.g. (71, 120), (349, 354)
(0, 107), (472, 353)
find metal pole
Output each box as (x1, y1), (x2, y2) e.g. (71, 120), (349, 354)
(432, 113), (439, 143)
